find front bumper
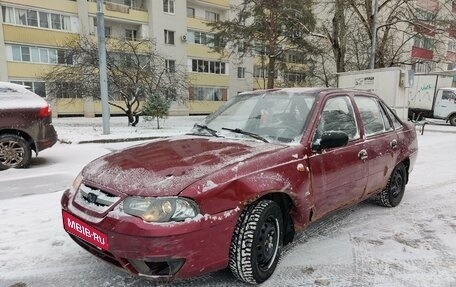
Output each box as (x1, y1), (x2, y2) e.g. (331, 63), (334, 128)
(61, 190), (240, 279)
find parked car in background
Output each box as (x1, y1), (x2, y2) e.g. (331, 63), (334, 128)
(0, 82), (57, 170)
(61, 88), (418, 284)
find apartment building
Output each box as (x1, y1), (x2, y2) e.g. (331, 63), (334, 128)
(0, 0), (244, 116)
(1, 0), (455, 117)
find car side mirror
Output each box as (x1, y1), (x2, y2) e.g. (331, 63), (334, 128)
(312, 131), (349, 151)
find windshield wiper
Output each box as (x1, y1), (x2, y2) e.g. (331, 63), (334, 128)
(193, 124), (220, 137)
(221, 127), (269, 143)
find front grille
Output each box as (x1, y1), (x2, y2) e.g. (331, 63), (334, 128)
(74, 184), (120, 213)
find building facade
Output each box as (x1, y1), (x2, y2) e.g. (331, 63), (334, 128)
(1, 0), (455, 117)
(0, 0), (248, 116)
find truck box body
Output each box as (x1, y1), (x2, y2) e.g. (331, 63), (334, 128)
(408, 73), (454, 120)
(337, 67), (409, 120)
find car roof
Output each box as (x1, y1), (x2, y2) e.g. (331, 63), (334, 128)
(0, 82), (48, 109)
(238, 87), (378, 97)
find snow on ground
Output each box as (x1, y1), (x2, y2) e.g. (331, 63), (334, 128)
(54, 115), (205, 144)
(0, 119), (456, 286)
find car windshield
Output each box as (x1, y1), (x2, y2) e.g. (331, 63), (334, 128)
(191, 91), (316, 145)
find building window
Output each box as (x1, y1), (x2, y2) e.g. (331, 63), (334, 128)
(27, 10), (38, 27)
(253, 65), (277, 79)
(237, 67), (246, 79)
(190, 86), (227, 101)
(164, 29), (175, 45)
(284, 72), (305, 82)
(448, 40), (456, 52)
(413, 35), (433, 50)
(191, 59), (227, 74)
(2, 6), (71, 31)
(165, 59), (176, 73)
(10, 80), (46, 97)
(187, 7), (195, 18)
(125, 29), (137, 41)
(105, 26), (111, 38)
(7, 44), (72, 65)
(163, 0), (175, 14)
(205, 11), (219, 22)
(187, 30), (214, 46)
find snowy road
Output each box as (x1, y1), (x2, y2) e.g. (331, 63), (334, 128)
(1, 132), (456, 287)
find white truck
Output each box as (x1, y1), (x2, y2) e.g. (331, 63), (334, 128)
(337, 68), (456, 126)
(408, 73), (456, 125)
(337, 67), (410, 120)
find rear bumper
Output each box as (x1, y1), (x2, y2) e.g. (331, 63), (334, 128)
(35, 124), (57, 152)
(61, 191), (240, 279)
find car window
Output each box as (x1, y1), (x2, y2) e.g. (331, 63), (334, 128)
(314, 95), (359, 141)
(354, 96), (386, 136)
(202, 91), (316, 144)
(442, 90), (456, 100)
(380, 101), (403, 130)
(379, 102), (393, 131)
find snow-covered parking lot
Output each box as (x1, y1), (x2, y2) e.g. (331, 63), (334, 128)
(1, 118), (456, 287)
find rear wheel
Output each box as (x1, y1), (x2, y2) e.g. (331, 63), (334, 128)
(0, 134), (32, 169)
(375, 163), (406, 207)
(229, 200), (283, 284)
(449, 114), (456, 126)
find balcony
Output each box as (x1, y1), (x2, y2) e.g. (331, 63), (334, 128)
(412, 46), (434, 60)
(88, 1), (148, 23)
(88, 0), (147, 12)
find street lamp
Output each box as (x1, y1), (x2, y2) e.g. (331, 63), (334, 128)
(96, 0), (110, 134)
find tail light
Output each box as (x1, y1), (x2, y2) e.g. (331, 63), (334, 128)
(38, 105), (52, 118)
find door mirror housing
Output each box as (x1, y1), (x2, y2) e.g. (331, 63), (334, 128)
(312, 131), (349, 151)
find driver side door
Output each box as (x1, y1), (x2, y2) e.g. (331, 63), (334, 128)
(308, 94), (368, 219)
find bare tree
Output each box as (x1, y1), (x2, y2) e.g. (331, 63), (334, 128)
(209, 0), (317, 89)
(43, 36), (188, 126)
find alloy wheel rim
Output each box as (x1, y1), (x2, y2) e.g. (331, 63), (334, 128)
(0, 140), (25, 167)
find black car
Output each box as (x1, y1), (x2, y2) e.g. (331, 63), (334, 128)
(0, 82), (57, 170)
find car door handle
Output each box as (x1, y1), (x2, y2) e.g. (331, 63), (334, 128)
(390, 139), (398, 149)
(358, 149), (368, 160)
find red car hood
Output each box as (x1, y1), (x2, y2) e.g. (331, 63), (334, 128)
(82, 136), (284, 197)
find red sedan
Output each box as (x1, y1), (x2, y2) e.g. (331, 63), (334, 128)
(61, 88), (418, 284)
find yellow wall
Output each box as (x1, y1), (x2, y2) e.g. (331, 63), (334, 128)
(187, 17), (210, 31)
(196, 0), (229, 8)
(189, 100), (225, 114)
(87, 2), (148, 23)
(3, 25), (78, 46)
(55, 99), (85, 115)
(187, 44), (226, 60)
(7, 62), (54, 78)
(190, 73), (230, 87)
(1, 0), (77, 13)
(93, 100), (131, 114)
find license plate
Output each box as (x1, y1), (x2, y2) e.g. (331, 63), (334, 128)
(62, 210), (109, 250)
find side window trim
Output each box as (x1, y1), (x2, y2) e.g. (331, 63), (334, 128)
(312, 94), (360, 144)
(354, 95), (387, 137)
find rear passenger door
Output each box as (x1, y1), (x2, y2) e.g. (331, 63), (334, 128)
(353, 95), (398, 197)
(308, 95), (368, 218)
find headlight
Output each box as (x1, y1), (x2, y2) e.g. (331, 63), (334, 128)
(71, 173), (83, 191)
(122, 197), (199, 223)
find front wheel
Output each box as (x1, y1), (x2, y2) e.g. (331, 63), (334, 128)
(375, 163), (407, 207)
(449, 114), (456, 126)
(0, 134), (32, 169)
(229, 200), (283, 284)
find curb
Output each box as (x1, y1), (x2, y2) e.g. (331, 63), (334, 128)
(60, 136), (168, 145)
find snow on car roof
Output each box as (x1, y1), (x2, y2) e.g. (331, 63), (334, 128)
(0, 81), (49, 109)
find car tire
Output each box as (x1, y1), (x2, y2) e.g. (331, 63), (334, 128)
(229, 200), (283, 284)
(0, 134), (32, 169)
(376, 162), (406, 207)
(449, 114), (456, 126)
